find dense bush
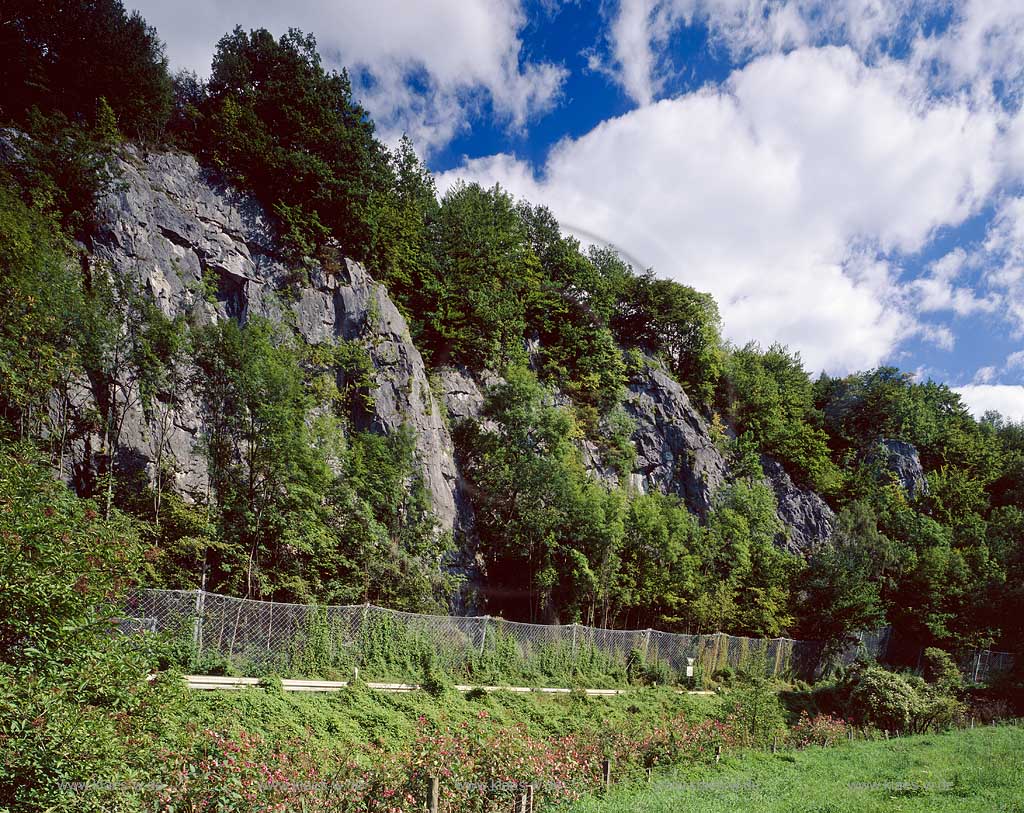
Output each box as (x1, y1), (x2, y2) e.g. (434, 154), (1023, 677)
(922, 647), (963, 691)
(838, 664), (963, 735)
(844, 666), (917, 732)
(717, 672), (789, 748)
(0, 442), (186, 812)
(146, 695), (738, 813)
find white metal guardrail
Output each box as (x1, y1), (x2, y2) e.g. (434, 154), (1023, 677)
(182, 675), (718, 696)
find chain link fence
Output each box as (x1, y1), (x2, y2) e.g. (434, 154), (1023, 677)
(959, 648), (1017, 685)
(118, 589), (1013, 685)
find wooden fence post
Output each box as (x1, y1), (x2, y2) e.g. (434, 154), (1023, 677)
(427, 776), (439, 813)
(771, 737), (777, 754)
(602, 758), (611, 791)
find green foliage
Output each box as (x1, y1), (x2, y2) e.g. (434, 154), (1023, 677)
(839, 663), (963, 735)
(0, 0), (173, 142)
(0, 441), (187, 812)
(179, 27), (384, 261)
(921, 647), (963, 692)
(611, 267), (724, 403)
(4, 108), (122, 236)
(845, 665), (917, 732)
(420, 182), (538, 369)
(718, 670), (789, 748)
(796, 502), (886, 655)
(699, 478), (796, 637)
(616, 491), (703, 630)
(0, 180), (85, 439)
(719, 342), (842, 494)
(456, 366), (625, 624)
(191, 317), (332, 599)
(0, 442), (138, 668)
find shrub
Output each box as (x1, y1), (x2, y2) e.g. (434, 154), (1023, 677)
(788, 711), (849, 747)
(845, 665), (916, 733)
(0, 442), (187, 811)
(718, 674), (788, 747)
(922, 647), (963, 691)
(905, 675), (962, 733)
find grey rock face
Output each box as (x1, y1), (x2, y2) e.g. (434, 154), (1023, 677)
(436, 367), (487, 425)
(874, 438), (928, 499)
(761, 456), (835, 555)
(623, 362), (727, 515)
(89, 148), (459, 531)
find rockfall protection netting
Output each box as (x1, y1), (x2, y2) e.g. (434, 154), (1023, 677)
(117, 589), (1014, 684)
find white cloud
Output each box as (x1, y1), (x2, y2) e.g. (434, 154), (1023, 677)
(973, 365), (997, 384)
(601, 0), (928, 105)
(603, 1), (1024, 108)
(438, 46), (1001, 372)
(912, 0), (1024, 98)
(1007, 349), (1024, 369)
(129, 0), (566, 152)
(950, 196), (1024, 334)
(954, 384), (1024, 421)
(910, 249), (1001, 316)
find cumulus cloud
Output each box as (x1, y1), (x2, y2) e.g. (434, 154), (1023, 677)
(602, 1), (1024, 107)
(973, 365), (998, 384)
(910, 248), (1001, 316)
(129, 0), (566, 152)
(601, 0), (929, 105)
(979, 197), (1024, 333)
(954, 384), (1024, 422)
(438, 46), (1002, 372)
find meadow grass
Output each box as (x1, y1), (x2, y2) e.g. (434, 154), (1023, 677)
(571, 725), (1024, 813)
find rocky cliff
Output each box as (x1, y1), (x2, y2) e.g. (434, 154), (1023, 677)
(84, 146), (834, 563)
(873, 438), (929, 499)
(90, 147), (459, 532)
(761, 456), (835, 554)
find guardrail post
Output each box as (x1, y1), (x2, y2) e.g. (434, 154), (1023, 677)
(602, 758), (611, 791)
(527, 782), (535, 813)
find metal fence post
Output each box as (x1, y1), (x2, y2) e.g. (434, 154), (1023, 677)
(192, 588), (205, 658)
(479, 616), (490, 655)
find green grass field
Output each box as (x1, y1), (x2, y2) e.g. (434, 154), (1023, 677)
(571, 726), (1024, 813)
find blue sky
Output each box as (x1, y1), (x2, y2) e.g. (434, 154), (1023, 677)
(133, 0), (1024, 419)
